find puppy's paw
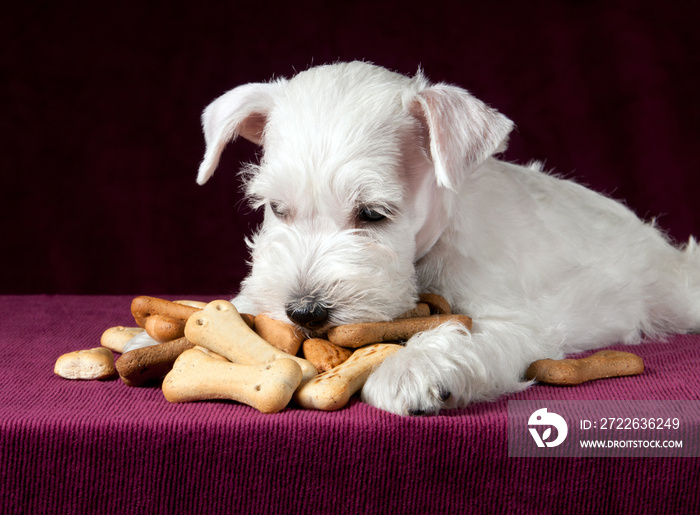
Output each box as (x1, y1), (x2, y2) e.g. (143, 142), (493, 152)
(360, 349), (453, 415)
(360, 322), (475, 416)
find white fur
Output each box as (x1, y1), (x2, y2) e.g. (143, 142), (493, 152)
(186, 61), (700, 415)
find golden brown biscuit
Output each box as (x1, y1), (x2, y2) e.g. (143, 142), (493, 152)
(418, 293), (452, 314)
(131, 296), (202, 328)
(526, 350), (644, 385)
(302, 338), (354, 373)
(396, 303), (431, 319)
(254, 314), (305, 355)
(116, 336), (195, 386)
(327, 314), (472, 348)
(144, 314), (186, 343)
(294, 343), (401, 411)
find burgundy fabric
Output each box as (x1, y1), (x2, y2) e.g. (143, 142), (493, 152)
(2, 1), (700, 294)
(1, 295), (698, 513)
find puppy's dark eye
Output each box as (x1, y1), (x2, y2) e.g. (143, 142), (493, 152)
(269, 201), (285, 218)
(359, 206), (387, 222)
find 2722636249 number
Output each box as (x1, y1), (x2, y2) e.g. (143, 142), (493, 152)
(598, 417), (680, 430)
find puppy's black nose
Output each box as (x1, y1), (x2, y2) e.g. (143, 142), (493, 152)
(285, 302), (329, 330)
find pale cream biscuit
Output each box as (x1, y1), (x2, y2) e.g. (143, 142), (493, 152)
(184, 300), (317, 381)
(162, 348), (302, 414)
(55, 347), (117, 380)
(100, 326), (145, 353)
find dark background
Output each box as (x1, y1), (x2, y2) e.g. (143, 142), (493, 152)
(3, 0), (699, 295)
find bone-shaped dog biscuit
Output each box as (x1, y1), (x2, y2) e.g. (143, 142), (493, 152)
(418, 293), (452, 315)
(396, 302), (431, 319)
(254, 313), (305, 355)
(193, 345), (229, 361)
(101, 326), (145, 353)
(177, 299), (257, 330)
(174, 300), (209, 309)
(294, 343), (401, 411)
(181, 299), (256, 330)
(184, 299), (318, 381)
(132, 296), (255, 333)
(327, 314), (472, 348)
(131, 296), (202, 328)
(145, 314), (186, 343)
(526, 350), (644, 385)
(116, 336), (195, 386)
(302, 338), (353, 373)
(162, 348), (302, 414)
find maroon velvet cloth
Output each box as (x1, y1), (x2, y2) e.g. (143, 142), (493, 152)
(2, 1), (700, 294)
(1, 295), (698, 513)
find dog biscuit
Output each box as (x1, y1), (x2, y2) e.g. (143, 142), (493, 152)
(397, 302), (431, 319)
(193, 345), (229, 361)
(116, 336), (195, 386)
(55, 347), (117, 380)
(302, 338), (354, 373)
(525, 350), (644, 385)
(101, 326), (145, 353)
(418, 293), (452, 315)
(184, 299), (318, 381)
(327, 314), (472, 348)
(144, 314), (186, 343)
(131, 296), (202, 328)
(240, 313), (256, 329)
(294, 343), (401, 411)
(176, 299), (256, 328)
(162, 348), (302, 414)
(174, 300), (209, 309)
(254, 313), (305, 355)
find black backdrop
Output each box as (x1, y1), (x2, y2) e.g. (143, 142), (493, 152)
(3, 0), (699, 295)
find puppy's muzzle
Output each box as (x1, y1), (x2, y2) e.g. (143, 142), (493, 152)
(285, 300), (330, 331)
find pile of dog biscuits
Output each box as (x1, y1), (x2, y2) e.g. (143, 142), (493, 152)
(54, 294), (472, 413)
(54, 295), (644, 413)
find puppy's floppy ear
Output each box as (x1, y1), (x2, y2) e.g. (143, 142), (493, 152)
(410, 83), (514, 191)
(197, 81), (282, 185)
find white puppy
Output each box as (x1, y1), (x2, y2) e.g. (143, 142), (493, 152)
(192, 61), (700, 415)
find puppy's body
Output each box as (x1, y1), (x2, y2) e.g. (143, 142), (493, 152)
(194, 62), (700, 415)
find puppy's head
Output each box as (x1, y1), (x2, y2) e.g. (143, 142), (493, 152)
(198, 62), (512, 332)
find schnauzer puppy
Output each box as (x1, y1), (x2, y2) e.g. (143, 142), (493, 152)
(195, 61), (700, 415)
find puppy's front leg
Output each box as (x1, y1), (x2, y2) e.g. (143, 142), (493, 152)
(361, 319), (561, 415)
